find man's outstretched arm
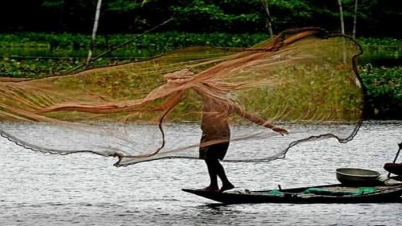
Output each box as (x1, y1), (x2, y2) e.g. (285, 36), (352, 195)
(233, 105), (288, 135)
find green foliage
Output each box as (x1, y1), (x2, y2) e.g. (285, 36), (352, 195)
(106, 0), (144, 11)
(359, 37), (402, 50)
(169, 0), (263, 32)
(1, 0), (402, 37)
(0, 32), (269, 51)
(0, 32), (268, 78)
(42, 0), (63, 8)
(360, 66), (402, 119)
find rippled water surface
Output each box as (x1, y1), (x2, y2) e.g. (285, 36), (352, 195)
(1, 121), (402, 226)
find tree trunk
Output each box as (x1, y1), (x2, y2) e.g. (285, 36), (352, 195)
(86, 0), (103, 67)
(261, 0), (274, 37)
(352, 0), (359, 38)
(337, 0), (346, 63)
(337, 0), (345, 35)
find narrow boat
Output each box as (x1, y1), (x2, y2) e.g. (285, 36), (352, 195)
(182, 183), (402, 204)
(184, 145), (402, 204)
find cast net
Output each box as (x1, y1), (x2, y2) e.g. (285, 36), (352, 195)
(0, 27), (364, 166)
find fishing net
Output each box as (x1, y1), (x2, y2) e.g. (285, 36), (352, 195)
(0, 27), (364, 166)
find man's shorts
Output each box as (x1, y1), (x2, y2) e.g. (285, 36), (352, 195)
(199, 134), (230, 160)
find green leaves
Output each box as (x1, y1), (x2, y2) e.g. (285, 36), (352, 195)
(360, 66), (402, 119)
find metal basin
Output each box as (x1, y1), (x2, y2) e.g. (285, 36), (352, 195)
(336, 168), (380, 186)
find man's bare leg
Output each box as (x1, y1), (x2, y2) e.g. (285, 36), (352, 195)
(215, 160), (234, 192)
(204, 160), (219, 191)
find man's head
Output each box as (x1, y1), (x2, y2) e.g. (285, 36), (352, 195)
(164, 69), (194, 84)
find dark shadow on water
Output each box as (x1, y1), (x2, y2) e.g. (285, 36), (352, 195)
(194, 203), (243, 215)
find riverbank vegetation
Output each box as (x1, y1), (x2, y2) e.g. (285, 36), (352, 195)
(360, 67), (402, 120)
(1, 32), (401, 77)
(1, 1), (401, 119)
(1, 32), (401, 120)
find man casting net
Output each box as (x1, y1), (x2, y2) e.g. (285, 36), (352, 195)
(0, 27), (364, 168)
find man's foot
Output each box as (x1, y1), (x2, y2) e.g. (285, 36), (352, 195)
(202, 186), (219, 192)
(219, 183), (235, 193)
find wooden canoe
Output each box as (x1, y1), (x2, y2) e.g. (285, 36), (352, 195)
(182, 184), (402, 204)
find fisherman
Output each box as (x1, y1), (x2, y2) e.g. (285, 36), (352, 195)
(384, 143), (402, 178)
(164, 69), (289, 192)
(197, 91), (288, 192)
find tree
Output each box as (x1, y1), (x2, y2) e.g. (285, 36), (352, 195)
(337, 0), (345, 34)
(352, 0), (358, 38)
(261, 0), (274, 37)
(86, 0), (103, 66)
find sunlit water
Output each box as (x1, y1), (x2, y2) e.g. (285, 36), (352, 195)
(1, 121), (402, 226)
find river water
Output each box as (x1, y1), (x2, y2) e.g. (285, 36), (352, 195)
(1, 121), (402, 226)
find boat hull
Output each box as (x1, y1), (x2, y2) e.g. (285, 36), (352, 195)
(182, 184), (402, 204)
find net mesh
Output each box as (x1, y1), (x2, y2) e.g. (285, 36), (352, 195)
(0, 27), (364, 166)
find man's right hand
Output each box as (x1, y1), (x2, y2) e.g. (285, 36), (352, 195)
(272, 127), (288, 136)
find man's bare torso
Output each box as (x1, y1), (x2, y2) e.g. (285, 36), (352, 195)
(200, 97), (231, 140)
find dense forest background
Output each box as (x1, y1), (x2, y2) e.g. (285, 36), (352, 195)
(1, 0), (401, 37)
